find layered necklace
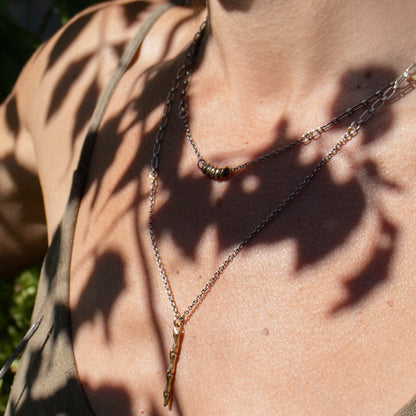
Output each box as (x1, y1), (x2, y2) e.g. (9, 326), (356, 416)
(148, 20), (416, 408)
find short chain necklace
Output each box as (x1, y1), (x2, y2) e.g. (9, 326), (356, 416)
(148, 21), (416, 408)
(178, 22), (414, 180)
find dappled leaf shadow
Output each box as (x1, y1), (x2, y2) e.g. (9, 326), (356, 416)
(332, 66), (397, 144)
(71, 250), (126, 341)
(362, 159), (402, 190)
(217, 0), (255, 11)
(78, 59), (407, 325)
(45, 1), (152, 141)
(8, 1), (416, 413)
(5, 94), (20, 137)
(145, 65), (401, 276)
(8, 347), (131, 415)
(5, 176), (132, 414)
(0, 154), (47, 278)
(46, 53), (95, 121)
(121, 0), (153, 26)
(81, 383), (134, 416)
(87, 58), (181, 209)
(72, 78), (100, 139)
(331, 218), (397, 314)
(46, 10), (96, 71)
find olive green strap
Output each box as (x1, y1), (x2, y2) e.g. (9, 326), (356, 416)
(395, 395), (416, 416)
(77, 2), (174, 175)
(2, 2), (174, 389)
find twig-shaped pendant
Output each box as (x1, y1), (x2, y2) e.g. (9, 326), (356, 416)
(163, 321), (184, 407)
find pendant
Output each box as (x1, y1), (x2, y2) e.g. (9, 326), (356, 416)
(163, 320), (184, 407)
(198, 159), (230, 180)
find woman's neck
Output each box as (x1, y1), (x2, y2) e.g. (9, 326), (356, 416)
(203, 0), (416, 103)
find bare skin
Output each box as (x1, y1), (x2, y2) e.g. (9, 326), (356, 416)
(2, 0), (416, 414)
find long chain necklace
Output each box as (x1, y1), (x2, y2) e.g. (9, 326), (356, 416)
(148, 21), (416, 408)
(178, 22), (414, 180)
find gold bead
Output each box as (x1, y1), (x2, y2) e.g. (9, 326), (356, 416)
(199, 162), (230, 180)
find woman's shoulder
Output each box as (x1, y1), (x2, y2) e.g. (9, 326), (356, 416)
(16, 1), (180, 107)
(15, 0), (200, 136)
(11, 0), (199, 236)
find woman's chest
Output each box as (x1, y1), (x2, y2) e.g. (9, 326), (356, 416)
(68, 161), (416, 415)
(64, 90), (416, 413)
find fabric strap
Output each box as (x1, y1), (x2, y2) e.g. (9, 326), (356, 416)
(5, 4), (174, 415)
(77, 2), (174, 176)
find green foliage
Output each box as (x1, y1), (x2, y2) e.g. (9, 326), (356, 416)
(0, 267), (40, 414)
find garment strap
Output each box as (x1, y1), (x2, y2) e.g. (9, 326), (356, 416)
(1, 2), (174, 386)
(76, 2), (174, 175)
(395, 395), (416, 416)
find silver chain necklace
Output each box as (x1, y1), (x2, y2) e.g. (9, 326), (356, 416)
(148, 22), (416, 407)
(179, 23), (414, 180)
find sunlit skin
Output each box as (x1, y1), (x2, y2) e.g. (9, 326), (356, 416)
(1, 0), (416, 414)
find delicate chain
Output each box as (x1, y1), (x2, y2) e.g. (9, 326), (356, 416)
(178, 23), (415, 180)
(149, 42), (416, 324)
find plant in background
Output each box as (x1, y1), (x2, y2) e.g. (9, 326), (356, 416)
(0, 268), (40, 413)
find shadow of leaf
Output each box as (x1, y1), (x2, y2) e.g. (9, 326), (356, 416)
(71, 250), (126, 341)
(362, 160), (402, 190)
(46, 11), (95, 71)
(330, 218), (397, 314)
(4, 94), (20, 137)
(0, 154), (47, 277)
(46, 53), (94, 122)
(11, 4), (412, 411)
(72, 78), (100, 140)
(121, 1), (152, 27)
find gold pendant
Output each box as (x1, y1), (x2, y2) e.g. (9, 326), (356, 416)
(163, 321), (184, 407)
(198, 159), (231, 180)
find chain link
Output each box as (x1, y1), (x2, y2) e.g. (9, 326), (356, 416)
(177, 24), (412, 180)
(149, 38), (415, 323)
